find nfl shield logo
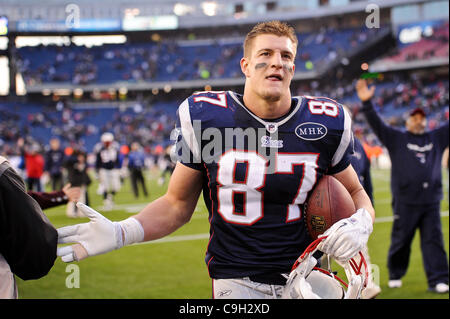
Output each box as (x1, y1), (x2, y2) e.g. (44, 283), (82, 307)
(266, 123), (278, 133)
(310, 215), (326, 232)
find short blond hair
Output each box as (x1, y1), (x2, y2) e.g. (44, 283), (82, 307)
(243, 20), (298, 57)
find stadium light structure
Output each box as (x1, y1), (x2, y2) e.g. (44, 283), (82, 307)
(0, 36), (7, 51)
(173, 3), (195, 16)
(15, 36), (71, 48)
(71, 35), (127, 48)
(0, 16), (8, 36)
(0, 56), (9, 96)
(201, 1), (218, 16)
(163, 84), (172, 93)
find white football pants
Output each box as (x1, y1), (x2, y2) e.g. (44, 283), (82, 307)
(212, 277), (285, 299)
(99, 168), (121, 193)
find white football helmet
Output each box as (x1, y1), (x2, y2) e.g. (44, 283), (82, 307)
(101, 132), (114, 143)
(282, 237), (369, 299)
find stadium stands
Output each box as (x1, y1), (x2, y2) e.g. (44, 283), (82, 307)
(16, 25), (388, 87)
(370, 20), (449, 71)
(0, 100), (177, 154)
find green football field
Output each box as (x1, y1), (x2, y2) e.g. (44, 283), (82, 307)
(16, 168), (449, 299)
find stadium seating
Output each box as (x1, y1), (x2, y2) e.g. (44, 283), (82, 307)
(0, 100), (178, 153)
(377, 20), (449, 63)
(16, 25), (388, 86)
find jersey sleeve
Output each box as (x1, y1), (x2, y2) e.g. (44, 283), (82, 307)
(328, 105), (354, 175)
(172, 97), (203, 171)
(361, 99), (400, 147)
(433, 121), (449, 151)
(28, 190), (68, 210)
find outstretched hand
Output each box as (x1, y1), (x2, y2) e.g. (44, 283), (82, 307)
(57, 203), (124, 262)
(355, 79), (376, 102)
(62, 183), (81, 202)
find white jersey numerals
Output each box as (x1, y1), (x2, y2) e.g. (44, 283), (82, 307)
(276, 153), (319, 222)
(100, 148), (118, 163)
(193, 91), (228, 108)
(307, 100), (339, 117)
(217, 151), (266, 225)
(216, 150), (318, 225)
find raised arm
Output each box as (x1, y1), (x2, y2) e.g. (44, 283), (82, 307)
(356, 79), (398, 146)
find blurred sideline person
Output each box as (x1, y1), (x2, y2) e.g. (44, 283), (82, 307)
(157, 145), (176, 186)
(126, 142), (149, 199)
(95, 132), (121, 210)
(44, 138), (65, 191)
(356, 79), (449, 294)
(18, 138), (44, 192)
(56, 21), (375, 299)
(0, 156), (80, 299)
(64, 149), (92, 218)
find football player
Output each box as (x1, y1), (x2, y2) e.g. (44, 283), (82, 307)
(95, 132), (121, 210)
(57, 21), (375, 299)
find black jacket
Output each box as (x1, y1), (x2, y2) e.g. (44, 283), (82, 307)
(0, 158), (57, 280)
(64, 155), (91, 187)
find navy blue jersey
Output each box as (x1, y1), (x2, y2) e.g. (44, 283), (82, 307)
(95, 142), (121, 170)
(362, 100), (449, 204)
(351, 137), (373, 204)
(44, 149), (65, 176)
(174, 91), (354, 279)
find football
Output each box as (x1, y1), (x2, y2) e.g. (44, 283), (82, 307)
(305, 175), (356, 240)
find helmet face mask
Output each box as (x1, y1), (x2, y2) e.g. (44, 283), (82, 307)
(282, 237), (368, 299)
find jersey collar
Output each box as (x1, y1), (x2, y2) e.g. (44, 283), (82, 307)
(228, 91), (302, 133)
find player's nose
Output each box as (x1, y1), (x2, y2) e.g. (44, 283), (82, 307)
(270, 52), (283, 69)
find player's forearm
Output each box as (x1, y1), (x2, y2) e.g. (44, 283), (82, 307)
(333, 166), (375, 222)
(350, 187), (375, 222)
(133, 194), (195, 241)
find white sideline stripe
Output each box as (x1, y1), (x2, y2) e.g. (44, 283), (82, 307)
(133, 211), (449, 245)
(374, 210), (448, 223)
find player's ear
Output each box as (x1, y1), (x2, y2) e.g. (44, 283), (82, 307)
(240, 57), (250, 77)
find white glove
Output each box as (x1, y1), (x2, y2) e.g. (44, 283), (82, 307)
(317, 208), (373, 263)
(57, 203), (144, 262)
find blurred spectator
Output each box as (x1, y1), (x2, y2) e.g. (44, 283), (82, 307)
(64, 150), (91, 218)
(126, 142), (149, 199)
(157, 145), (176, 186)
(18, 138), (45, 192)
(44, 138), (66, 191)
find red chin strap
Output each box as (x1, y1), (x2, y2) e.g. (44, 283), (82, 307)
(291, 236), (369, 289)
